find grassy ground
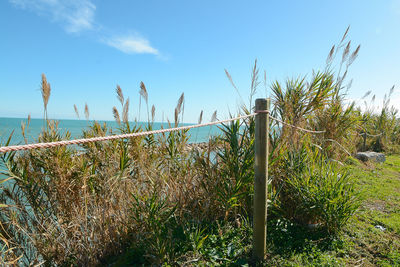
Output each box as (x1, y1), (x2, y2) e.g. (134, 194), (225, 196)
(267, 154), (400, 266)
(111, 155), (400, 266)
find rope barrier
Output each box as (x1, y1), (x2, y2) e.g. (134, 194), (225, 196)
(0, 113), (257, 153)
(324, 139), (352, 156)
(0, 111), (328, 153)
(267, 116), (326, 134)
(358, 132), (382, 137)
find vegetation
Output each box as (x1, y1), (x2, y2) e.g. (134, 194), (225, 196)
(1, 28), (400, 266)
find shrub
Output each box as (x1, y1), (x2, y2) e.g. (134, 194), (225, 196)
(274, 146), (360, 235)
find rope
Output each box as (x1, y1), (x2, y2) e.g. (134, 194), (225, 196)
(0, 113), (257, 153)
(324, 139), (352, 156)
(0, 111), (327, 153)
(267, 116), (326, 134)
(358, 132), (382, 137)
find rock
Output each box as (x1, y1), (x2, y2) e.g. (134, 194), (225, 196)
(355, 151), (386, 163)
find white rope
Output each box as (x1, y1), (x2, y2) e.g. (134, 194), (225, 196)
(0, 113), (257, 153)
(267, 115), (326, 134)
(0, 111), (331, 153)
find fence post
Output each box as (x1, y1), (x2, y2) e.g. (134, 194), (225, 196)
(363, 132), (367, 151)
(253, 98), (270, 261)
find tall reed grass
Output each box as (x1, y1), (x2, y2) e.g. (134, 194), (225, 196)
(1, 28), (399, 265)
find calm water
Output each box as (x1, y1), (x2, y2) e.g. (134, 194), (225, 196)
(0, 117), (222, 147)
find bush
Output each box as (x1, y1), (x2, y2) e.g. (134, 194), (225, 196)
(274, 146), (360, 235)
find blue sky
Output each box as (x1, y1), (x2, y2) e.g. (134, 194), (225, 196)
(1, 0), (400, 123)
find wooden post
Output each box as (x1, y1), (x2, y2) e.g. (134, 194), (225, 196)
(363, 132), (367, 151)
(253, 98), (270, 261)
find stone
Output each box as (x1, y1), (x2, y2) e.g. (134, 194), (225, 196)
(355, 151), (386, 163)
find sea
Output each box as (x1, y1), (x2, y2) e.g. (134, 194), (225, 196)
(0, 117), (222, 181)
(0, 117), (222, 147)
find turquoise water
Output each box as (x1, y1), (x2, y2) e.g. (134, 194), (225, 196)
(0, 117), (222, 147)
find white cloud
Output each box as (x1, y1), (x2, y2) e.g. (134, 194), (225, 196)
(105, 36), (159, 55)
(9, 0), (162, 56)
(9, 0), (96, 33)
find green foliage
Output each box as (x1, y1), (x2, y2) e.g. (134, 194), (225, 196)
(274, 146), (360, 235)
(130, 188), (183, 264)
(214, 118), (255, 219)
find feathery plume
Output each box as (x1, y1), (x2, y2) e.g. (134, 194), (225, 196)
(139, 81), (148, 103)
(122, 98), (129, 123)
(342, 41), (351, 63)
(41, 73), (51, 110)
(225, 69), (239, 91)
(151, 105), (155, 122)
(174, 108), (179, 126)
(84, 103), (89, 120)
(21, 121), (26, 139)
(112, 106), (121, 125)
(73, 104), (80, 118)
(361, 90), (371, 100)
(198, 110), (203, 124)
(326, 45), (335, 65)
(116, 85), (124, 106)
(346, 79), (353, 90)
(176, 93), (184, 115)
(389, 85), (395, 97)
(340, 26), (350, 44)
(27, 113), (31, 127)
(348, 45), (361, 66)
(211, 110), (217, 122)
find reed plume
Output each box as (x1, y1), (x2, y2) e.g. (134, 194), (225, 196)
(225, 69), (244, 105)
(139, 81), (149, 121)
(176, 93), (184, 121)
(211, 110), (217, 122)
(74, 104), (80, 119)
(27, 113), (31, 127)
(40, 73), (51, 121)
(122, 98), (129, 124)
(116, 85), (124, 106)
(348, 45), (360, 66)
(151, 105), (155, 122)
(139, 82), (148, 103)
(341, 26), (350, 43)
(342, 41), (351, 63)
(174, 108), (179, 127)
(326, 45), (335, 65)
(198, 110), (203, 124)
(85, 103), (89, 120)
(113, 106), (121, 125)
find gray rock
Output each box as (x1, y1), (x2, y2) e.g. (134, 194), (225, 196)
(355, 151), (386, 163)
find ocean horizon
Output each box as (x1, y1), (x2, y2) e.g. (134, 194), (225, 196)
(0, 117), (222, 147)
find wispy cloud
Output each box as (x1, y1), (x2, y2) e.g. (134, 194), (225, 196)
(9, 0), (161, 56)
(9, 0), (96, 33)
(105, 35), (159, 55)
